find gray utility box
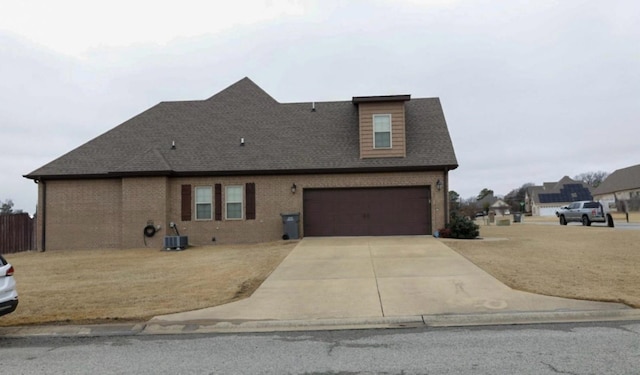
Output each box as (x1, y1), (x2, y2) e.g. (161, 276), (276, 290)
(280, 213), (300, 240)
(163, 235), (188, 250)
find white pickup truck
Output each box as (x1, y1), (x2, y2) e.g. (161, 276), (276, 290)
(557, 201), (614, 227)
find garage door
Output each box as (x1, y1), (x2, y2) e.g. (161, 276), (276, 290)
(303, 186), (431, 236)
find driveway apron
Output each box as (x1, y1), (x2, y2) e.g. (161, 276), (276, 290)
(153, 237), (628, 323)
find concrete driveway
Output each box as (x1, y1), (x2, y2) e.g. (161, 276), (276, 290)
(153, 236), (629, 323)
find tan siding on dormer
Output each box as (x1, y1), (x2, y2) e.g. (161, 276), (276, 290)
(359, 102), (406, 158)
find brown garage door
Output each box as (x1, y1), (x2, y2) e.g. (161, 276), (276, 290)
(303, 186), (431, 236)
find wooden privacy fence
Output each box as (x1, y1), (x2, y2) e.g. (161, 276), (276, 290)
(0, 213), (36, 254)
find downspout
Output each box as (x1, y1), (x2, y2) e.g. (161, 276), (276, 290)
(41, 179), (46, 252)
(444, 168), (449, 224)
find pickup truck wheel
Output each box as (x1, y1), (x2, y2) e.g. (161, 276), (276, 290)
(582, 215), (591, 226)
(559, 215), (567, 225)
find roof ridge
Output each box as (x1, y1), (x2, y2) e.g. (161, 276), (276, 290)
(205, 77), (278, 104)
(113, 147), (173, 173)
(152, 147), (173, 170)
(552, 176), (576, 190)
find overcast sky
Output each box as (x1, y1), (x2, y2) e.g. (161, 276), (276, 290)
(1, 0), (639, 213)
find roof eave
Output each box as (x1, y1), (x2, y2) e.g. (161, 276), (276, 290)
(173, 164), (459, 177)
(352, 95), (411, 104)
(24, 164), (459, 181)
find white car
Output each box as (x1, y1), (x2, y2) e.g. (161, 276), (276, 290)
(0, 254), (18, 316)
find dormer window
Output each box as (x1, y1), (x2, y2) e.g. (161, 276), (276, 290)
(373, 114), (391, 148)
(353, 94), (409, 159)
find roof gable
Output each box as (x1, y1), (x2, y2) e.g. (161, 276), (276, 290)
(552, 176), (578, 190)
(491, 199), (509, 208)
(205, 77), (278, 108)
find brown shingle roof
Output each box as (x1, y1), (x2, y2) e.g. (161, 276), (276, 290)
(594, 164), (640, 195)
(25, 77), (458, 179)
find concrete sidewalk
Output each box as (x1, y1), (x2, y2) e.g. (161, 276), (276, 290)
(150, 236), (630, 328)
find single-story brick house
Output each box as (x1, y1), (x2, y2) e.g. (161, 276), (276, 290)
(25, 77), (458, 250)
(593, 163), (640, 211)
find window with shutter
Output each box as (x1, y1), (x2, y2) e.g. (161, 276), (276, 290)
(225, 186), (243, 220)
(215, 184), (222, 221)
(195, 186), (213, 220)
(246, 183), (256, 220)
(181, 184), (192, 221)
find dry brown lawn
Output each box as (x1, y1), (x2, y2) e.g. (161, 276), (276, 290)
(3, 212), (639, 327)
(1, 242), (295, 327)
(443, 213), (640, 308)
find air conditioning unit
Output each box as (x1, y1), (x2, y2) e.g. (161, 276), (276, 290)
(163, 236), (188, 250)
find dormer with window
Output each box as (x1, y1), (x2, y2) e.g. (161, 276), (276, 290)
(352, 94), (410, 158)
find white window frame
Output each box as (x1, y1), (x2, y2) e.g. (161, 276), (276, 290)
(225, 185), (243, 220)
(195, 186), (213, 220)
(373, 114), (392, 149)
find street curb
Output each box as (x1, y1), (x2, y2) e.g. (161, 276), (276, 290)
(423, 309), (640, 327)
(0, 323), (145, 338)
(142, 316), (425, 335)
(2, 309), (639, 338)
(141, 309), (640, 335)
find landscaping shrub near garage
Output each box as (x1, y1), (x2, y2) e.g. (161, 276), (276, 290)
(438, 213), (480, 239)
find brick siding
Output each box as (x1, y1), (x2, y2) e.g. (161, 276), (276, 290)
(37, 171), (447, 250)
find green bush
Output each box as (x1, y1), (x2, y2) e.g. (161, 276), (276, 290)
(440, 213), (479, 239)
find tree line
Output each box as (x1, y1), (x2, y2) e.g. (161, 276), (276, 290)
(0, 199), (24, 215)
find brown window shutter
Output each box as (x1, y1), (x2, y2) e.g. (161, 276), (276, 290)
(215, 184), (222, 221)
(246, 183), (256, 220)
(181, 184), (192, 221)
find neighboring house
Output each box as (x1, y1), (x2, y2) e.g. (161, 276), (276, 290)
(24, 77), (459, 250)
(593, 164), (640, 211)
(490, 199), (510, 216)
(525, 176), (593, 216)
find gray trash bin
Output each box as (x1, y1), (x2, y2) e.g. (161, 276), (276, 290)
(513, 212), (522, 223)
(280, 213), (300, 240)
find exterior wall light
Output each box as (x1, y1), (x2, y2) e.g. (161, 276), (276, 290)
(436, 179), (442, 191)
(291, 183), (297, 194)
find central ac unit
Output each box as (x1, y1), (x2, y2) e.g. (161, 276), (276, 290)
(163, 236), (188, 250)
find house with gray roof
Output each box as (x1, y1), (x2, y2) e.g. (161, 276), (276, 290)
(25, 77), (458, 250)
(593, 164), (640, 211)
(525, 176), (593, 216)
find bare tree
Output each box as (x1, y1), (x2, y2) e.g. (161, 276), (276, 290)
(449, 190), (460, 212)
(504, 182), (535, 212)
(476, 188), (494, 201)
(1, 199), (14, 214)
(458, 196), (481, 218)
(574, 171), (609, 188)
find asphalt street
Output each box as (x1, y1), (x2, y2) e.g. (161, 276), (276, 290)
(523, 220), (640, 230)
(2, 321), (639, 374)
